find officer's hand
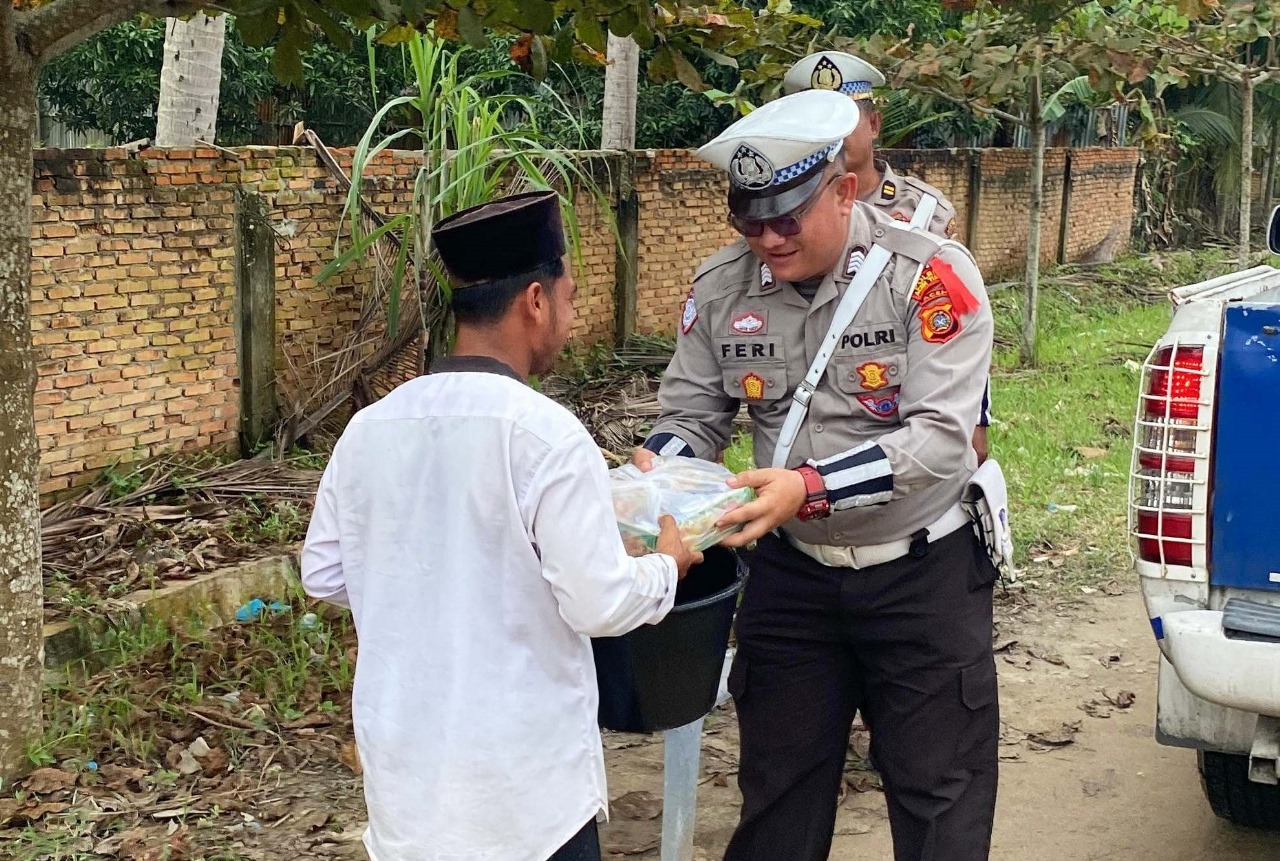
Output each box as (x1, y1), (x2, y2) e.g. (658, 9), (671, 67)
(655, 514), (703, 580)
(715, 469), (808, 548)
(972, 426), (990, 465)
(631, 447), (657, 473)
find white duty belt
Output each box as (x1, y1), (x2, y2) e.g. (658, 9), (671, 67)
(771, 194), (938, 469)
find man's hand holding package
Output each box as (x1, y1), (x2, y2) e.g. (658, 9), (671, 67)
(716, 469), (807, 548)
(655, 514), (704, 579)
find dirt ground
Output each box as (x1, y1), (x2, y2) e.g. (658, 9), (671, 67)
(596, 587), (1280, 861)
(41, 586), (1277, 861)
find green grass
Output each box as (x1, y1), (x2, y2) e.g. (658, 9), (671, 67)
(724, 248), (1246, 595)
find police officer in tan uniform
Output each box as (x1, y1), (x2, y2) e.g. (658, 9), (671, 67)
(784, 51), (993, 460)
(634, 90), (998, 861)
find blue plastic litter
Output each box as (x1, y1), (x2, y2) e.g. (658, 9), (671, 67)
(234, 599), (291, 622)
(86, 761), (98, 772)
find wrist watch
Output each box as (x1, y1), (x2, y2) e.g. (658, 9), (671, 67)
(794, 465), (831, 522)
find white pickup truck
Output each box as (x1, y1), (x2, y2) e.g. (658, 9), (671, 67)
(1130, 209), (1280, 829)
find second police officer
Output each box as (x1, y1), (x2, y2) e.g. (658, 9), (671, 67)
(785, 50), (993, 461)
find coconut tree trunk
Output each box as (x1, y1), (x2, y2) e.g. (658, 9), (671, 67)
(0, 43), (44, 783)
(602, 33), (640, 150)
(1239, 73), (1255, 268)
(1021, 61), (1046, 367)
(155, 12), (226, 146)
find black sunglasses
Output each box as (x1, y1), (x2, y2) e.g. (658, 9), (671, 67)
(729, 173), (843, 238)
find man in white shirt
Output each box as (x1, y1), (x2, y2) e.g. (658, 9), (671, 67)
(301, 190), (701, 861)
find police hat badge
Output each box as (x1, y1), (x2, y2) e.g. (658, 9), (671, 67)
(810, 55), (843, 91)
(729, 145), (775, 190)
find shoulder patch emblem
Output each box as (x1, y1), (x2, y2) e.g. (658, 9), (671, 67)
(881, 180), (897, 201)
(760, 263), (775, 290)
(945, 218), (958, 239)
(845, 245), (867, 277)
(911, 265), (951, 307)
(680, 288), (698, 335)
(856, 387), (900, 419)
(741, 372), (766, 401)
(920, 301), (960, 344)
(731, 310), (767, 335)
(855, 361), (890, 391)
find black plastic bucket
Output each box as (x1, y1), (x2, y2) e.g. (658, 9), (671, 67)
(593, 546), (747, 733)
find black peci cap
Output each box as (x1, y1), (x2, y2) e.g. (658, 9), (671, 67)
(431, 190), (567, 286)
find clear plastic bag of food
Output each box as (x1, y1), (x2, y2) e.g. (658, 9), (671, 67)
(610, 457), (756, 553)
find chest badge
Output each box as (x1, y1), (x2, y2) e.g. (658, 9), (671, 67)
(741, 372), (766, 401)
(891, 210), (910, 223)
(731, 310), (767, 335)
(920, 302), (960, 343)
(857, 388), (901, 419)
(856, 361), (891, 391)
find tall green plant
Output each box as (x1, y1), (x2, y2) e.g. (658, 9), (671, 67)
(319, 29), (611, 359)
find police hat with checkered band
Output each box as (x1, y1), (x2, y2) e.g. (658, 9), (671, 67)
(697, 89), (858, 221)
(783, 51), (886, 100)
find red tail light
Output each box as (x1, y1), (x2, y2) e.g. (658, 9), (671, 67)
(1137, 510), (1193, 567)
(1142, 345), (1204, 420)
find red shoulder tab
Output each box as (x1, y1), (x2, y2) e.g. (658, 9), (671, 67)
(923, 256), (980, 317)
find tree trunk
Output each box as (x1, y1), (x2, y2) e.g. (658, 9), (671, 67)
(1021, 64), (1045, 367)
(1239, 74), (1255, 268)
(1263, 116), (1278, 211)
(155, 12), (226, 147)
(0, 52), (44, 783)
(601, 33), (640, 150)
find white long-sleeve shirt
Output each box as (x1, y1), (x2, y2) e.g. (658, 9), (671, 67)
(301, 357), (677, 861)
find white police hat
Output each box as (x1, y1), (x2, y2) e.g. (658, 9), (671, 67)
(697, 89), (858, 221)
(783, 51), (886, 100)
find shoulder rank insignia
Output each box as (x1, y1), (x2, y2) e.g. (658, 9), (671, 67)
(845, 245), (867, 277)
(680, 288), (698, 335)
(880, 180), (897, 201)
(760, 263), (775, 290)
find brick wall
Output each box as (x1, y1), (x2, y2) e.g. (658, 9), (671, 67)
(29, 144), (1138, 493)
(634, 150), (737, 334)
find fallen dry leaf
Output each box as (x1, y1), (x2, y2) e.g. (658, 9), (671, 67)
(1105, 689), (1137, 709)
(1028, 721), (1082, 748)
(339, 739), (362, 776)
(24, 766), (77, 794)
(1074, 446), (1108, 459)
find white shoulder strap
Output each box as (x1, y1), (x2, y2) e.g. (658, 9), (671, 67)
(771, 194), (938, 469)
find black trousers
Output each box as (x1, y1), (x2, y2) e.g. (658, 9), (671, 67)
(724, 528), (999, 861)
(548, 819), (600, 861)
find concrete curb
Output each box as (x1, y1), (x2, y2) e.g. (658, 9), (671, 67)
(43, 552), (299, 669)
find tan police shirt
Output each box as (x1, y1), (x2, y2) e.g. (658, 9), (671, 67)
(865, 158), (958, 240)
(645, 203), (992, 548)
